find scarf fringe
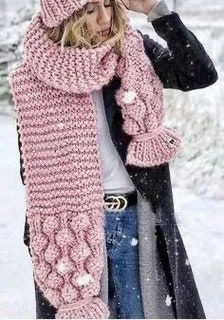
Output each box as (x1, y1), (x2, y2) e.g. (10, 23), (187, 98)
(125, 126), (182, 167)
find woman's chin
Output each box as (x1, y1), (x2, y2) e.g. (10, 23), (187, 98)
(98, 33), (108, 39)
(97, 29), (110, 38)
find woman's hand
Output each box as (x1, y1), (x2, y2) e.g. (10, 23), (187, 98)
(117, 0), (160, 15)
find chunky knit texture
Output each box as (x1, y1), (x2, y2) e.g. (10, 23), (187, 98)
(40, 0), (95, 27)
(8, 12), (182, 319)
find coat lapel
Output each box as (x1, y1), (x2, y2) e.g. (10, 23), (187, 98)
(102, 78), (206, 319)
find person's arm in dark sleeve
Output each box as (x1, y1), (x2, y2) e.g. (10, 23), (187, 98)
(137, 3), (218, 91)
(16, 120), (26, 185)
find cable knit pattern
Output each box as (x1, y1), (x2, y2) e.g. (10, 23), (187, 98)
(114, 27), (182, 166)
(8, 12), (182, 319)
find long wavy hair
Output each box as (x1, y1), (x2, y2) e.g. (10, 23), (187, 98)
(45, 0), (128, 55)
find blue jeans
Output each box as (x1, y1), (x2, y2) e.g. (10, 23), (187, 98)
(104, 204), (145, 319)
(31, 204), (144, 319)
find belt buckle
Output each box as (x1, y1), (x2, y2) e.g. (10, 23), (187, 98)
(103, 195), (128, 212)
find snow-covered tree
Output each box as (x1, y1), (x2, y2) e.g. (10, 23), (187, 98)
(0, 0), (38, 114)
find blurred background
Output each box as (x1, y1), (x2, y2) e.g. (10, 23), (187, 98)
(0, 0), (223, 318)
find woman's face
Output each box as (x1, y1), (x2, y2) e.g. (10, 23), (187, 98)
(85, 0), (113, 37)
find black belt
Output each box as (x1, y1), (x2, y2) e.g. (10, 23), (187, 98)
(103, 190), (137, 211)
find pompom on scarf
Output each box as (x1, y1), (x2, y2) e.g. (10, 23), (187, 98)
(8, 11), (182, 319)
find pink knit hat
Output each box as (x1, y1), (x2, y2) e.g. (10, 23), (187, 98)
(40, 0), (95, 27)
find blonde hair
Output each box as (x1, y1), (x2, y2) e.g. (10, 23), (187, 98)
(45, 0), (128, 55)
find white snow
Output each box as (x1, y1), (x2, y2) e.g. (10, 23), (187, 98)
(1, 114), (224, 319)
(130, 237), (138, 246)
(0, 114), (35, 318)
(173, 186), (224, 318)
(165, 293), (172, 306)
(185, 258), (190, 266)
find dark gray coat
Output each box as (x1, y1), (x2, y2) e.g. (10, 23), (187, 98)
(16, 11), (218, 319)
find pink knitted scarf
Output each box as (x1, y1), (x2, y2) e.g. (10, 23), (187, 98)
(9, 12), (181, 319)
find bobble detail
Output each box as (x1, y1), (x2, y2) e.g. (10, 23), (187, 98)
(122, 90), (137, 104)
(76, 273), (94, 286)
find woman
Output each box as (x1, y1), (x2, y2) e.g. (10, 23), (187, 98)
(8, 0), (218, 318)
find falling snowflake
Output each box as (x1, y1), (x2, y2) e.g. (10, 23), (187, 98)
(165, 294), (172, 306)
(131, 237), (138, 246)
(185, 259), (190, 266)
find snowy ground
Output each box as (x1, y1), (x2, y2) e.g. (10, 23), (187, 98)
(0, 114), (223, 319)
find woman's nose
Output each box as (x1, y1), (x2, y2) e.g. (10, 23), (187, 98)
(97, 7), (111, 24)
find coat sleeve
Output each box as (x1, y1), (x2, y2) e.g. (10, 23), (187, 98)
(138, 11), (218, 91)
(16, 120), (26, 185)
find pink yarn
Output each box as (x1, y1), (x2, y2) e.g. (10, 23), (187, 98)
(132, 125), (164, 141)
(59, 296), (93, 310)
(40, 0), (96, 27)
(8, 12), (182, 319)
